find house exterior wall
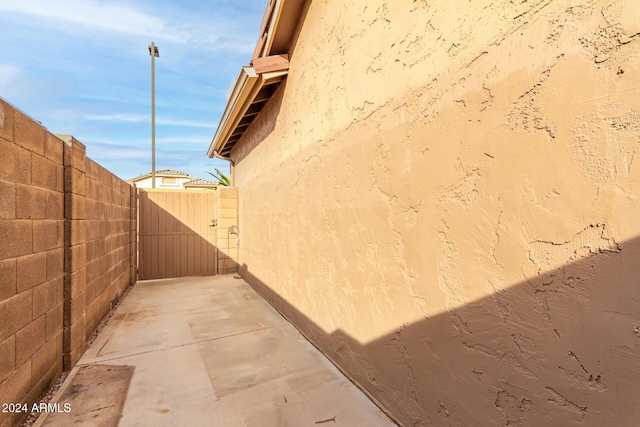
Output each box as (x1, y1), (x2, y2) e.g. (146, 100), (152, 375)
(231, 1), (640, 425)
(133, 176), (192, 189)
(216, 187), (239, 275)
(0, 100), (136, 427)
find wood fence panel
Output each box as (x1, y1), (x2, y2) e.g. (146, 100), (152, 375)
(138, 189), (218, 280)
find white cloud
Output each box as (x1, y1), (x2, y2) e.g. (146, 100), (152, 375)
(91, 146), (149, 161)
(85, 113), (216, 129)
(0, 63), (20, 89)
(155, 136), (211, 144)
(0, 0), (260, 182)
(190, 33), (257, 54)
(87, 135), (211, 147)
(0, 0), (189, 43)
(157, 118), (216, 129)
(0, 0), (260, 53)
(85, 140), (212, 165)
(85, 113), (147, 122)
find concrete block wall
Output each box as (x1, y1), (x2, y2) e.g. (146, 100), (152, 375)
(60, 135), (87, 371)
(215, 187), (238, 275)
(0, 99), (64, 427)
(0, 100), (136, 426)
(83, 158), (135, 339)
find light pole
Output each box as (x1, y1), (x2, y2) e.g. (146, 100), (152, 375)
(148, 42), (159, 188)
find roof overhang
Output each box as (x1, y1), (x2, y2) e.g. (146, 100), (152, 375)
(207, 65), (288, 159)
(208, 0), (305, 160)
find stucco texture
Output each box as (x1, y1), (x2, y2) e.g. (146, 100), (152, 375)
(231, 1), (640, 425)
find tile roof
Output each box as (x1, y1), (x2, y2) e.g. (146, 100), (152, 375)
(183, 179), (220, 187)
(127, 169), (192, 182)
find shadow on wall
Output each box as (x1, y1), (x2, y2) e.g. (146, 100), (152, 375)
(241, 233), (640, 426)
(138, 193), (237, 279)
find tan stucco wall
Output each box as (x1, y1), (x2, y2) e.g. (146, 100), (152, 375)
(232, 1), (640, 425)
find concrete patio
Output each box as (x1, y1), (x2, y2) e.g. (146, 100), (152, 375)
(32, 275), (396, 427)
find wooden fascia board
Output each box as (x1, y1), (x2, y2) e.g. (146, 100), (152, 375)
(252, 33), (267, 61)
(252, 0), (275, 61)
(253, 54), (289, 74)
(262, 0), (286, 57)
(208, 67), (259, 158)
(259, 0), (277, 35)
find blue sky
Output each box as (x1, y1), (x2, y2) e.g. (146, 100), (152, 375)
(0, 0), (265, 181)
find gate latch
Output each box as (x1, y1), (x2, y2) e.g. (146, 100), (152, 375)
(209, 219), (218, 227)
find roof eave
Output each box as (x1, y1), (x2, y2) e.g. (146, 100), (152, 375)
(208, 67), (259, 158)
(207, 0), (305, 160)
(208, 67), (288, 159)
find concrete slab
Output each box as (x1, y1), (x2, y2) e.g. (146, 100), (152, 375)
(34, 275), (396, 427)
(40, 365), (134, 427)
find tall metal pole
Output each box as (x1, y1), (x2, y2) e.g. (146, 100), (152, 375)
(149, 42), (159, 188)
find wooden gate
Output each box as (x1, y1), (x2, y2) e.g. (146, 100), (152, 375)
(138, 189), (230, 280)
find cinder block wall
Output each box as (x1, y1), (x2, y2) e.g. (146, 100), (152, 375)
(0, 99), (65, 427)
(60, 135), (88, 373)
(84, 158), (135, 340)
(0, 99), (136, 426)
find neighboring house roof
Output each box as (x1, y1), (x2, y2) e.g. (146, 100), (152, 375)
(207, 0), (306, 160)
(127, 169), (193, 183)
(183, 179), (220, 188)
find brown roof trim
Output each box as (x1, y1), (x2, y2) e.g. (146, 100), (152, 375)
(253, 54), (289, 74)
(207, 0), (306, 160)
